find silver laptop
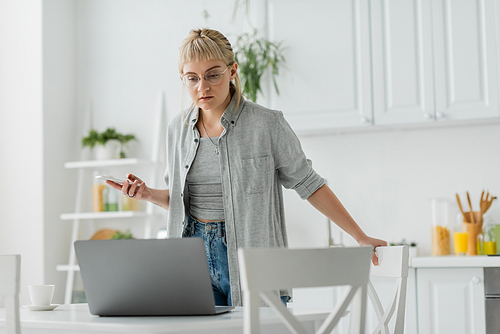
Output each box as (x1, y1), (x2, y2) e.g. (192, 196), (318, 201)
(74, 238), (234, 316)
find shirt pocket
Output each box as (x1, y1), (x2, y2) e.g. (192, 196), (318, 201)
(240, 156), (272, 195)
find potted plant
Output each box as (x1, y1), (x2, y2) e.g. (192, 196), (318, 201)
(81, 128), (136, 160)
(390, 239), (419, 257)
(110, 229), (134, 239)
(234, 29), (286, 102)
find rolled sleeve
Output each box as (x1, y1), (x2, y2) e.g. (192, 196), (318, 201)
(274, 112), (325, 199)
(292, 164), (325, 200)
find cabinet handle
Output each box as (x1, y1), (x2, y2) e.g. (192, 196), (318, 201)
(436, 111), (445, 119)
(472, 276), (481, 284)
(423, 113), (433, 120)
(360, 116), (370, 124)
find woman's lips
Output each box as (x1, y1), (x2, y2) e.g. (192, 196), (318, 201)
(199, 96), (213, 102)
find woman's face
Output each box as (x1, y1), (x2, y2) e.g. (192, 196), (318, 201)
(182, 59), (237, 115)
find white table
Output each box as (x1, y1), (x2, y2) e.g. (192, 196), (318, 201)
(0, 304), (330, 334)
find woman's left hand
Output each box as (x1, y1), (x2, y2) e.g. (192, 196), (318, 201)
(358, 237), (388, 266)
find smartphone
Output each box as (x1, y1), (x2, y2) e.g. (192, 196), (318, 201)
(95, 175), (142, 187)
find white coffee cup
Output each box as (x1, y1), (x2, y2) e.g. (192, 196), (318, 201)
(28, 285), (55, 306)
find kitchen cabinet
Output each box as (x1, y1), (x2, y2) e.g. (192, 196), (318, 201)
(416, 267), (485, 334)
(371, 0), (498, 125)
(370, 0), (435, 125)
(266, 0), (499, 133)
(267, 0), (374, 133)
(432, 0), (499, 121)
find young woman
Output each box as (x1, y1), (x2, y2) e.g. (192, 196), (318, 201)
(106, 28), (387, 307)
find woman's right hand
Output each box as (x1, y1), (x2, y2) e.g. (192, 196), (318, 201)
(106, 173), (151, 201)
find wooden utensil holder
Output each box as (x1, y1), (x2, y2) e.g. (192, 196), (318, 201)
(462, 211), (483, 256)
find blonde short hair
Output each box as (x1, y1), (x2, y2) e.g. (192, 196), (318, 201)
(178, 28), (242, 113)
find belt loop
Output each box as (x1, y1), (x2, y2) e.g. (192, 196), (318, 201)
(190, 219), (195, 235)
(218, 222), (222, 238)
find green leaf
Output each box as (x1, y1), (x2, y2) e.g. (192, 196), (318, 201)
(81, 128), (136, 148)
(110, 229), (134, 239)
(234, 30), (286, 102)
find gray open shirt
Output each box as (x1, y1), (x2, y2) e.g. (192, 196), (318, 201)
(164, 95), (325, 306)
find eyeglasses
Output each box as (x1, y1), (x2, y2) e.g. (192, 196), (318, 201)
(180, 66), (229, 88)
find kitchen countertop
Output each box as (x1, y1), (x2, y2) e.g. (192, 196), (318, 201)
(410, 255), (500, 268)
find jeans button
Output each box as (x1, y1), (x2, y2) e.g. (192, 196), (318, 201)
(205, 225), (211, 231)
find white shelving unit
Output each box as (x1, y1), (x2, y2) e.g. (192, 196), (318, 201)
(57, 92), (167, 305)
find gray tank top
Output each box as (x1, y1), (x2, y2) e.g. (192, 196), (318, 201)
(186, 137), (225, 220)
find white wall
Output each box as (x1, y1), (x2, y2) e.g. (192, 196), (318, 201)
(0, 0), (44, 305)
(285, 123), (500, 255)
(43, 0), (77, 304)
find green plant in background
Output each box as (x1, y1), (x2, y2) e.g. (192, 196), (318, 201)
(81, 128), (136, 148)
(81, 129), (101, 149)
(81, 127), (136, 158)
(110, 229), (134, 239)
(234, 30), (286, 102)
(390, 238), (417, 247)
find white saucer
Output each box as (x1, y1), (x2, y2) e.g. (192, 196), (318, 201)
(24, 304), (60, 311)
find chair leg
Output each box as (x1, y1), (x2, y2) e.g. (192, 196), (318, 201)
(4, 295), (21, 334)
(244, 291), (261, 334)
(260, 291), (308, 334)
(348, 284), (367, 334)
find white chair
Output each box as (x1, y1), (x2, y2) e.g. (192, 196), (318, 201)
(0, 254), (21, 334)
(366, 246), (409, 334)
(238, 246), (372, 334)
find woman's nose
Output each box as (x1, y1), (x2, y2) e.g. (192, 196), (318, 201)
(197, 77), (210, 92)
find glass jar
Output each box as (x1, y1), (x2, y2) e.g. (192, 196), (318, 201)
(476, 228), (484, 255)
(92, 170), (106, 212)
(431, 198), (451, 256)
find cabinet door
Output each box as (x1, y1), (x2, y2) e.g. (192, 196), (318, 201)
(371, 0), (436, 125)
(267, 0), (373, 133)
(432, 0), (499, 121)
(417, 268), (486, 334)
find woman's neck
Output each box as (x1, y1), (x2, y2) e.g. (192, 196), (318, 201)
(199, 91), (232, 125)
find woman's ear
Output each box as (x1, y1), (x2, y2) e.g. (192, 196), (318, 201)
(230, 62), (238, 80)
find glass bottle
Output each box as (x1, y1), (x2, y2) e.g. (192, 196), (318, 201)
(106, 186), (118, 212)
(484, 223), (497, 255)
(92, 170), (106, 212)
(484, 198), (500, 254)
(476, 228), (484, 255)
(453, 212), (468, 256)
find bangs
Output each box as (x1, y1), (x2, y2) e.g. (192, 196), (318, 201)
(178, 37), (225, 73)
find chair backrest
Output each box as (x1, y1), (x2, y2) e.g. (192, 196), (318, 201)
(238, 246), (372, 334)
(367, 246), (409, 334)
(0, 255), (21, 334)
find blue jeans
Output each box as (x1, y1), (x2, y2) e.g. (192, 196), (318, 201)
(182, 215), (232, 306)
(182, 214), (289, 307)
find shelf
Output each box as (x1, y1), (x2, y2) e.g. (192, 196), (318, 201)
(56, 265), (80, 272)
(60, 211), (149, 220)
(64, 158), (152, 169)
